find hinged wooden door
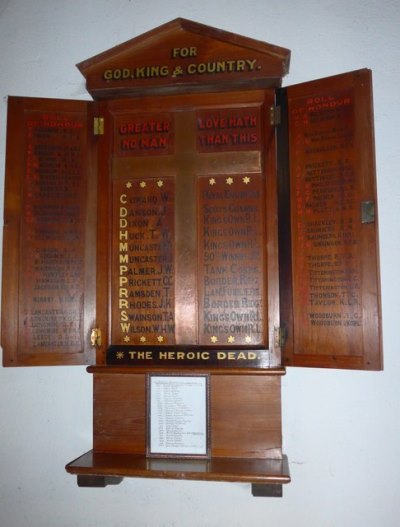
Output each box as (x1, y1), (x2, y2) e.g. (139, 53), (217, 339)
(277, 69), (382, 370)
(2, 96), (98, 366)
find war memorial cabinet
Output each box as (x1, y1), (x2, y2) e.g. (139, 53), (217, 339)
(1, 19), (382, 496)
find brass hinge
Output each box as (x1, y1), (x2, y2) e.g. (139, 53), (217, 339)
(93, 117), (104, 135)
(361, 200), (375, 224)
(270, 105), (281, 126)
(90, 328), (102, 348)
(274, 326), (287, 348)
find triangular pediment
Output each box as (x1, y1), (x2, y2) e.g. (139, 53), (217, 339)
(77, 18), (291, 98)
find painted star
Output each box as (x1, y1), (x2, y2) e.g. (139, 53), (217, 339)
(140, 336), (147, 343)
(157, 180), (164, 188)
(245, 335), (252, 343)
(116, 352), (124, 359)
(157, 335), (164, 343)
(210, 336), (218, 343)
(226, 177), (234, 185)
(209, 178), (216, 186)
(126, 181), (132, 188)
(139, 181), (147, 188)
(242, 176), (251, 185)
(227, 335), (235, 344)
(123, 335), (131, 343)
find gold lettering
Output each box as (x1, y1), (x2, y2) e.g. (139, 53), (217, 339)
(171, 47), (197, 58)
(128, 351), (153, 359)
(186, 59), (257, 75)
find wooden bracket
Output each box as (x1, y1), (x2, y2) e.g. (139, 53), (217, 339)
(251, 483), (283, 497)
(77, 475), (124, 488)
(76, 475), (284, 496)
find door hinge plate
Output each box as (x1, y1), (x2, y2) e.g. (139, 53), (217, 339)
(270, 105), (281, 126)
(90, 328), (102, 348)
(361, 200), (375, 224)
(93, 117), (104, 135)
(274, 326), (287, 348)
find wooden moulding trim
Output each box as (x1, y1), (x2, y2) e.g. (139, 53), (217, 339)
(86, 365), (286, 376)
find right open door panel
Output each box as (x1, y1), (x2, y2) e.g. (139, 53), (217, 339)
(277, 69), (382, 370)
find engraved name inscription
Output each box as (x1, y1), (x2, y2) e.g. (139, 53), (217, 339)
(112, 178), (175, 345)
(20, 111), (86, 352)
(290, 90), (362, 353)
(198, 174), (266, 346)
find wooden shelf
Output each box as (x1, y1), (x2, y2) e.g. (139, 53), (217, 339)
(66, 450), (290, 496)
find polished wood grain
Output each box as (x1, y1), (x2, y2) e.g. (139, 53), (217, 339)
(66, 450), (291, 485)
(281, 69), (382, 370)
(96, 90), (280, 361)
(77, 18), (290, 99)
(1, 97), (97, 366)
(91, 369), (283, 459)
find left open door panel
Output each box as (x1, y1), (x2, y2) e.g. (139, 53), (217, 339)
(2, 96), (97, 366)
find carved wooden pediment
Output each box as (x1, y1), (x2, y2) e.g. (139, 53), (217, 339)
(77, 18), (291, 98)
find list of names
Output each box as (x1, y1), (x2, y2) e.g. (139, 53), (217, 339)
(290, 90), (363, 351)
(20, 111), (86, 352)
(113, 178), (175, 345)
(197, 174), (266, 346)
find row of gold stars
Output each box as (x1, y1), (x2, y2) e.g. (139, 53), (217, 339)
(121, 335), (252, 344)
(124, 177), (252, 189)
(123, 335), (165, 343)
(209, 176), (251, 186)
(125, 180), (164, 189)
(211, 335), (252, 344)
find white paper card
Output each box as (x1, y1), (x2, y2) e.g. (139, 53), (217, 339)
(149, 375), (208, 456)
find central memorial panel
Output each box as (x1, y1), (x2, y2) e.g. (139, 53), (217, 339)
(105, 91), (275, 364)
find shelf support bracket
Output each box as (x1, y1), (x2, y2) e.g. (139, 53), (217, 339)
(77, 475), (124, 488)
(251, 483), (283, 497)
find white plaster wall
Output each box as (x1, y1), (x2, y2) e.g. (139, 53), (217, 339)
(0, 1), (399, 525)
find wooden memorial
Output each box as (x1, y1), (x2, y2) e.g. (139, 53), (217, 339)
(1, 18), (382, 497)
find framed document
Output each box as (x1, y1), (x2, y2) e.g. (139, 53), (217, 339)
(147, 374), (210, 458)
